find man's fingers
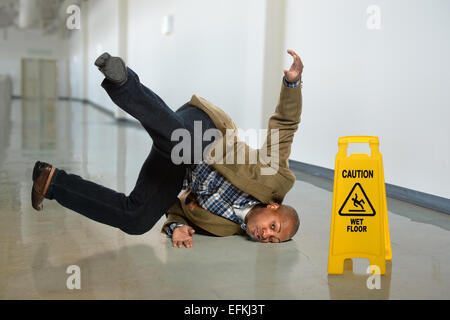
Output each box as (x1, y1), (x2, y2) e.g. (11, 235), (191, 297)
(172, 238), (193, 248)
(287, 49), (301, 63)
(170, 239), (192, 248)
(287, 49), (299, 60)
(173, 240), (183, 248)
(287, 49), (303, 72)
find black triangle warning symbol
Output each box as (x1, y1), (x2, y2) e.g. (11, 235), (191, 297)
(338, 183), (376, 216)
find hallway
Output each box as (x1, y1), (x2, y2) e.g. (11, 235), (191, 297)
(1, 99), (449, 299)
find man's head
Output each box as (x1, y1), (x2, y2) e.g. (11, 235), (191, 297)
(245, 203), (300, 243)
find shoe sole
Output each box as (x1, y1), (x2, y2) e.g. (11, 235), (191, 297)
(95, 53), (127, 85)
(31, 165), (55, 211)
(104, 57), (127, 84)
(32, 161), (41, 181)
(94, 52), (111, 68)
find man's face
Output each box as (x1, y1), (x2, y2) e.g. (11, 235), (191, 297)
(245, 204), (293, 243)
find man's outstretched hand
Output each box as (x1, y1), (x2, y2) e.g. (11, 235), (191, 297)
(172, 225), (195, 248)
(283, 49), (304, 83)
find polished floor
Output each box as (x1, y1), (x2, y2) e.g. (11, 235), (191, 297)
(1, 98), (449, 299)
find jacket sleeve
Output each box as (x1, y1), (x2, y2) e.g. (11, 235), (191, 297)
(260, 77), (302, 173)
(160, 198), (191, 235)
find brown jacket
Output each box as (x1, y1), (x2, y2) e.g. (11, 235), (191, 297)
(161, 78), (303, 236)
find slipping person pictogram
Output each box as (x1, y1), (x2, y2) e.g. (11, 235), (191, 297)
(338, 183), (376, 216)
(351, 193), (365, 211)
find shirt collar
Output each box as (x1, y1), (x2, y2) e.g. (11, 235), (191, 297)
(234, 204), (256, 230)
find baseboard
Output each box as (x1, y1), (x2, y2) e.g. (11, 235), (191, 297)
(289, 160), (450, 215)
(83, 99), (115, 117)
(12, 95), (116, 117)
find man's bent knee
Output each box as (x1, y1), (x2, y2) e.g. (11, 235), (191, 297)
(120, 227), (149, 236)
(119, 217), (157, 236)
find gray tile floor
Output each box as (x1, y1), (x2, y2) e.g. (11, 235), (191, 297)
(1, 99), (449, 299)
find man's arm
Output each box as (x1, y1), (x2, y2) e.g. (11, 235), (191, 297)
(162, 195), (203, 248)
(163, 220), (196, 249)
(262, 49), (304, 170)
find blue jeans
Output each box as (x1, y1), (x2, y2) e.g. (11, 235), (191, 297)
(46, 68), (217, 235)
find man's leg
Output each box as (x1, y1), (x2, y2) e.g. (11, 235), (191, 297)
(40, 103), (216, 234)
(34, 54), (216, 234)
(34, 55), (188, 233)
(101, 67), (185, 159)
(44, 146), (185, 235)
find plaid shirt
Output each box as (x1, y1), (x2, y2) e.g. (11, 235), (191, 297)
(166, 162), (260, 236)
(166, 76), (302, 236)
(182, 161), (260, 228)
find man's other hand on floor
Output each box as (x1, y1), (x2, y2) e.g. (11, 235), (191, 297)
(172, 225), (195, 248)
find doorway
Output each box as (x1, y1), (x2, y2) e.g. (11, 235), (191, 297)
(21, 58), (57, 100)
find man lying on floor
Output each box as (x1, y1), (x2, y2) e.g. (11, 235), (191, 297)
(31, 49), (304, 248)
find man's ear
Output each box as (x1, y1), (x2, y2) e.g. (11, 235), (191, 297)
(267, 203), (280, 211)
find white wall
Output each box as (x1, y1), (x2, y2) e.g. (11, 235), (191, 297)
(69, 0), (269, 133)
(126, 0), (267, 131)
(0, 27), (70, 97)
(285, 0), (450, 198)
(67, 27), (83, 100)
(66, 0), (122, 114)
(85, 0), (121, 114)
(261, 0), (287, 130)
(65, 0), (449, 198)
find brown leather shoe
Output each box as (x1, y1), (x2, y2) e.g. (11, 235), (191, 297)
(31, 161), (56, 211)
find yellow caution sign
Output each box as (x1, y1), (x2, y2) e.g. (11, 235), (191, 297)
(328, 136), (392, 274)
